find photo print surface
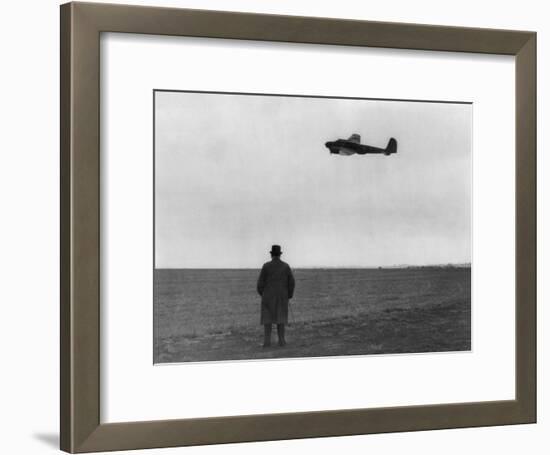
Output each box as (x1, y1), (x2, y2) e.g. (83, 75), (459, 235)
(154, 90), (472, 364)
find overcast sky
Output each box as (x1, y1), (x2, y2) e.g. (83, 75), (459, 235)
(155, 91), (471, 268)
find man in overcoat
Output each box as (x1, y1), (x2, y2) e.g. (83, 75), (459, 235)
(256, 245), (296, 347)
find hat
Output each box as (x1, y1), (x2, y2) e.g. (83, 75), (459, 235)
(270, 245), (282, 255)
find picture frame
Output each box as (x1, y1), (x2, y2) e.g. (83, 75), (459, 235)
(60, 1), (536, 452)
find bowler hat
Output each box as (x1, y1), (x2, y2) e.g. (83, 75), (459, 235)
(270, 245), (282, 255)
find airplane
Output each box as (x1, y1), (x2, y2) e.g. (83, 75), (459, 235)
(325, 134), (397, 156)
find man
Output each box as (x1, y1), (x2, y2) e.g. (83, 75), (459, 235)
(256, 245), (296, 347)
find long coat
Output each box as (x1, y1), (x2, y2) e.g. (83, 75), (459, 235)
(256, 258), (295, 325)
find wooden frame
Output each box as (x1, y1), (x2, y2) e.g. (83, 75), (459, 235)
(60, 1), (536, 452)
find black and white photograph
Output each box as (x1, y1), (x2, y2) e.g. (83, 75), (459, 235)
(153, 90), (472, 363)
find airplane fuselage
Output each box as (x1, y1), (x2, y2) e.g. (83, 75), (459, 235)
(325, 137), (397, 156)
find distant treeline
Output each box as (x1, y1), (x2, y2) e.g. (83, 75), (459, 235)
(155, 264), (472, 271)
(382, 263), (471, 270)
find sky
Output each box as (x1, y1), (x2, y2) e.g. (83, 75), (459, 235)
(154, 91), (471, 268)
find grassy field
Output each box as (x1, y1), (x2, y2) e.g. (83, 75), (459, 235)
(154, 267), (470, 363)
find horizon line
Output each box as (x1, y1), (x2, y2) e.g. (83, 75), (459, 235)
(155, 263), (472, 270)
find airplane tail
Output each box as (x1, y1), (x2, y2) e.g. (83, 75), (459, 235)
(384, 138), (397, 155)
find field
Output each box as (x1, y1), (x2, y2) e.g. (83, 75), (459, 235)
(154, 267), (471, 363)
